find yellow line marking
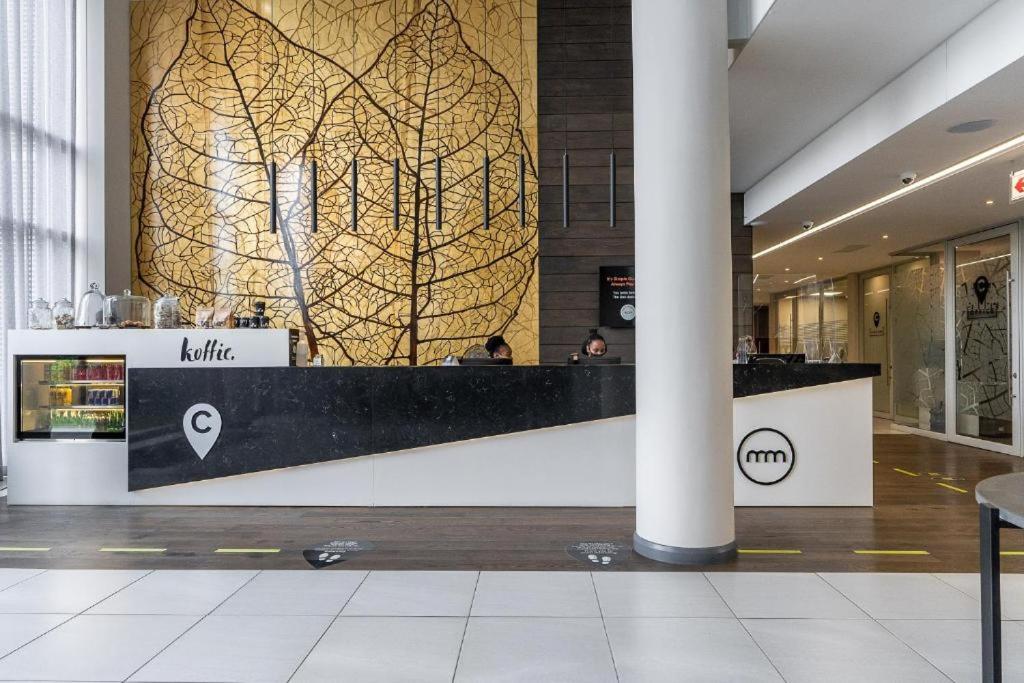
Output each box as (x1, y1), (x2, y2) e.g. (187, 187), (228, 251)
(214, 548), (281, 554)
(1001, 551), (1024, 556)
(0, 547), (50, 552)
(99, 547), (166, 553)
(738, 549), (802, 555)
(854, 549), (930, 556)
(873, 460), (879, 464)
(936, 482), (968, 494)
(893, 468), (920, 477)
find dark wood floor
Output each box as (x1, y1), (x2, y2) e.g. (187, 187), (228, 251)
(1, 432), (1022, 572)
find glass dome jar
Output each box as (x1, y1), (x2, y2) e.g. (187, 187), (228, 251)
(28, 298), (53, 330)
(75, 282), (105, 328)
(53, 298), (75, 330)
(153, 294), (181, 329)
(103, 289), (152, 329)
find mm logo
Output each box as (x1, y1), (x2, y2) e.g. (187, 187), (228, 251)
(737, 428), (795, 486)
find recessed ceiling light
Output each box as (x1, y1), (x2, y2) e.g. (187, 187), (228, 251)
(783, 280), (789, 284)
(947, 119), (995, 134)
(754, 130), (1024, 259)
(784, 267), (790, 271)
(817, 256), (824, 261)
(750, 220), (767, 226)
(882, 234), (889, 239)
(986, 199), (995, 205)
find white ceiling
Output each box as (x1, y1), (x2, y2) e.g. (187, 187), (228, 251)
(751, 56), (1024, 294)
(729, 0), (998, 192)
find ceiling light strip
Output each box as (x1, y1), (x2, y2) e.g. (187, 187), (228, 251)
(792, 274), (816, 285)
(753, 132), (1024, 259)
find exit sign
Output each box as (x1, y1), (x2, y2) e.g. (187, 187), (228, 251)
(1012, 169), (1024, 203)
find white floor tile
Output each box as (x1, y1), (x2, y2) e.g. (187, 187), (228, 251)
(88, 570), (256, 616)
(0, 614), (73, 657)
(0, 614), (197, 681)
(471, 572), (600, 617)
(129, 615), (331, 683)
(0, 569), (45, 593)
(342, 571), (477, 616)
(0, 570), (149, 614)
(934, 573), (1024, 619)
(215, 570), (366, 616)
(592, 572), (731, 617)
(819, 572), (980, 619)
(291, 616), (465, 683)
(707, 572), (868, 619)
(605, 617), (781, 682)
(744, 618), (947, 683)
(880, 619), (1024, 683)
(455, 617), (616, 683)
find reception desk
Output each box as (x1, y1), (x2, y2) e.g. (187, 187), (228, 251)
(6, 345), (878, 506)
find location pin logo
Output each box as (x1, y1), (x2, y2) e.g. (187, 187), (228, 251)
(183, 403), (221, 460)
(973, 275), (990, 304)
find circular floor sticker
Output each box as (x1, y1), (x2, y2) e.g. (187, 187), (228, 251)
(566, 541), (630, 568)
(303, 539), (375, 569)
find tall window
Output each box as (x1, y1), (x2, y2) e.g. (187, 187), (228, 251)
(0, 0), (78, 446)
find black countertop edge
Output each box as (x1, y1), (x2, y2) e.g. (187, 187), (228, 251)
(733, 362), (881, 398)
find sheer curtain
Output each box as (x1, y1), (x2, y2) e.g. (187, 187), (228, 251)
(0, 0), (78, 452)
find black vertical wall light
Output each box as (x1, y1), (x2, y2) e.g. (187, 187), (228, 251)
(561, 151), (569, 228)
(350, 158), (359, 232)
(269, 161), (278, 234)
(392, 158), (400, 231)
(483, 154), (491, 230)
(310, 160), (318, 233)
(609, 152), (616, 228)
(517, 153), (526, 228)
(435, 156), (442, 232)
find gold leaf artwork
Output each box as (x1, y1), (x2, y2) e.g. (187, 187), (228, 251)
(131, 0), (538, 365)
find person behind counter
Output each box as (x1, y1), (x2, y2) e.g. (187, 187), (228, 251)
(485, 335), (513, 361)
(569, 329), (607, 363)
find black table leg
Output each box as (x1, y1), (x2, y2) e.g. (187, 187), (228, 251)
(981, 503), (1002, 683)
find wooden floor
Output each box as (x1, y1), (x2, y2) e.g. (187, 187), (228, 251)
(1, 432), (1022, 572)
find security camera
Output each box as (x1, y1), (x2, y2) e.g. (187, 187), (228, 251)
(900, 172), (917, 186)
(802, 221), (814, 231)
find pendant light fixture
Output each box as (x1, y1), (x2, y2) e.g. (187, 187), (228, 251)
(310, 160), (318, 233)
(517, 0), (526, 228)
(482, 0), (490, 231)
(269, 161), (278, 234)
(434, 35), (442, 233)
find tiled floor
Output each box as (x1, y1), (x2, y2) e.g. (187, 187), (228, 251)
(0, 568), (1015, 681)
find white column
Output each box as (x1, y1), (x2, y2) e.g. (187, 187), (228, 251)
(632, 0), (735, 563)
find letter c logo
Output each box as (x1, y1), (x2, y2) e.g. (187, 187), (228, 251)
(191, 410), (213, 434)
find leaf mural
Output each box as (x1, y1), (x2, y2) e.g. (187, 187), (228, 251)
(132, 0), (538, 365)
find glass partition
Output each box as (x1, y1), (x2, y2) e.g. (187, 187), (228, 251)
(954, 233), (1013, 445)
(891, 247), (945, 433)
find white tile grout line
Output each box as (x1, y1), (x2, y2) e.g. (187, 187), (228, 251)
(701, 571), (788, 682)
(589, 572), (621, 683)
(0, 568), (155, 666)
(871, 618), (957, 682)
(121, 569), (263, 682)
(450, 571), (482, 683)
(285, 569), (373, 683)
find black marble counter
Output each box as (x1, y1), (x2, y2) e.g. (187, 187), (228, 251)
(127, 362), (879, 490)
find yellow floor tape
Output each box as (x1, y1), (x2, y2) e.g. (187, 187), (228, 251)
(0, 547), (50, 552)
(854, 549), (930, 555)
(893, 468), (920, 477)
(936, 482), (968, 494)
(214, 548), (281, 554)
(99, 548), (166, 553)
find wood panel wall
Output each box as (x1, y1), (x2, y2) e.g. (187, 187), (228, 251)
(536, 0), (751, 363)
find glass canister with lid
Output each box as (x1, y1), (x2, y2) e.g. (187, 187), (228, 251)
(153, 294), (181, 329)
(28, 298), (53, 330)
(103, 289), (152, 328)
(53, 298), (75, 329)
(75, 282), (105, 327)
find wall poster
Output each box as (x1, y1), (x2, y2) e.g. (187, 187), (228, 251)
(599, 266), (636, 328)
(130, 0), (538, 365)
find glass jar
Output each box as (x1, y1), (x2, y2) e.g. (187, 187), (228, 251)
(28, 299), (53, 330)
(103, 289), (152, 329)
(75, 282), (105, 328)
(53, 298), (75, 329)
(153, 294), (181, 329)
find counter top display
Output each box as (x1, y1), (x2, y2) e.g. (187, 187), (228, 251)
(733, 362), (880, 398)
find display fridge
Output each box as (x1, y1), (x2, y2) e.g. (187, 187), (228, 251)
(15, 356), (126, 440)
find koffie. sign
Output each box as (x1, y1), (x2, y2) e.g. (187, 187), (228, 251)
(599, 266), (636, 328)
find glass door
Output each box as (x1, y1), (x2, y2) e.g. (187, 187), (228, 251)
(16, 356), (126, 440)
(948, 227), (1018, 454)
(863, 271), (892, 417)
